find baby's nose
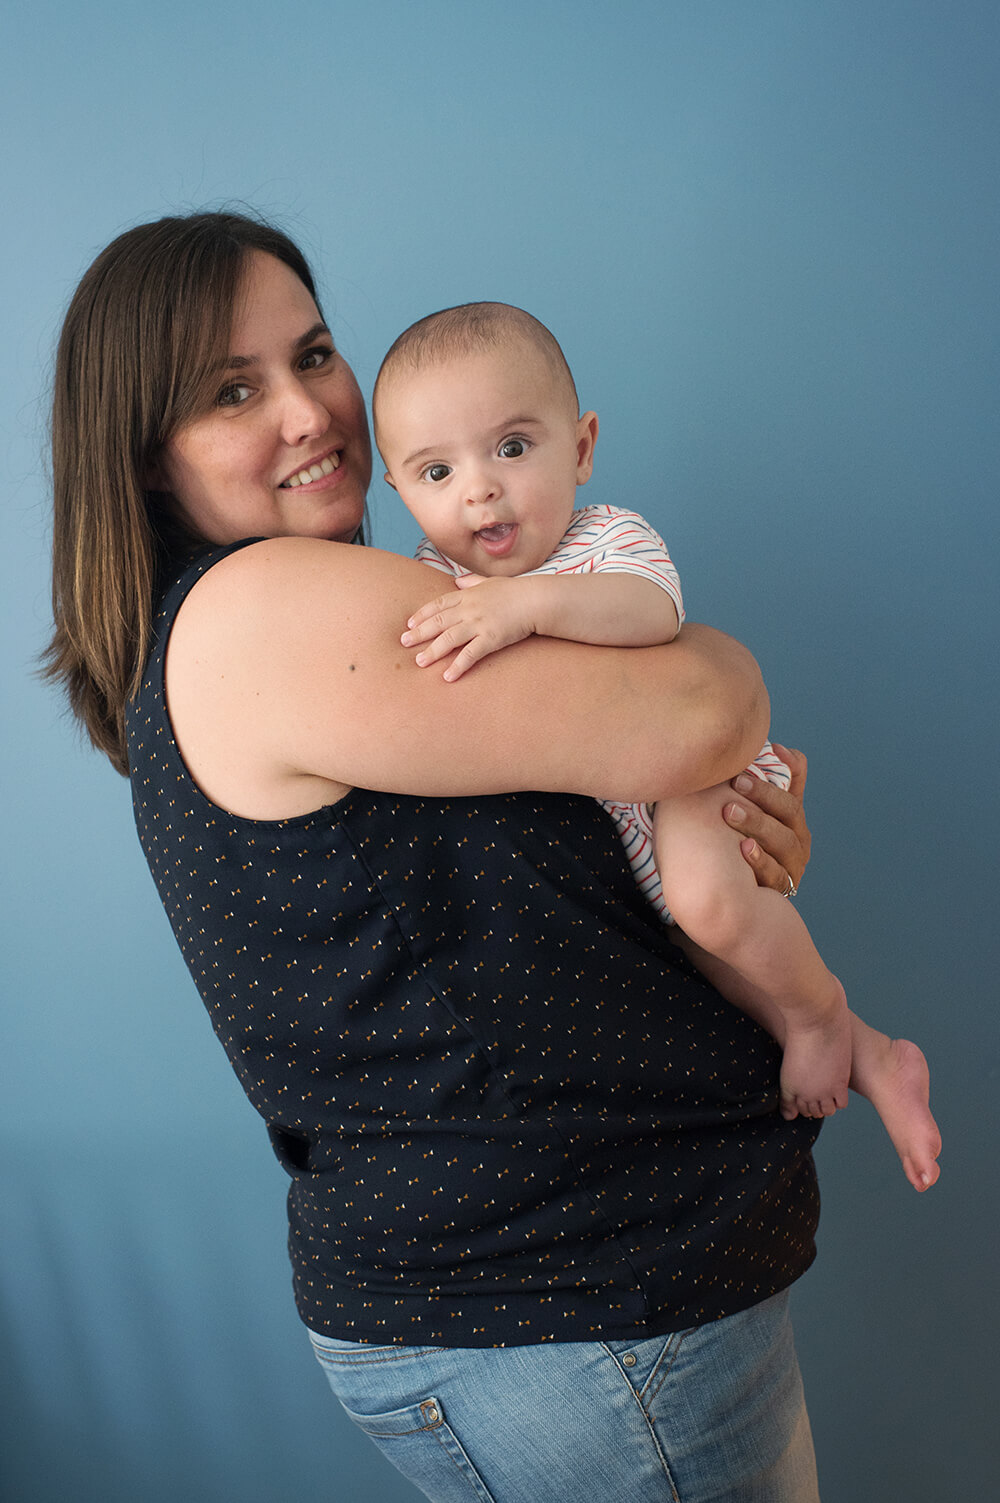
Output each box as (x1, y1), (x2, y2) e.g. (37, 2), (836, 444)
(464, 471), (499, 504)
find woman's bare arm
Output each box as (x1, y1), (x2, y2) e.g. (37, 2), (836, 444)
(165, 537), (769, 819)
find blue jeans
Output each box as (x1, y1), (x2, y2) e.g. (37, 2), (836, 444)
(308, 1290), (820, 1502)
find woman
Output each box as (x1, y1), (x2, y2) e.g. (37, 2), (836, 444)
(49, 211), (820, 1502)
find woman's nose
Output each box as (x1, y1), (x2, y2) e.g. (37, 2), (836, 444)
(278, 379), (330, 445)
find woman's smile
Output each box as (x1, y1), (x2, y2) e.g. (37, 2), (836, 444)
(279, 448), (343, 489)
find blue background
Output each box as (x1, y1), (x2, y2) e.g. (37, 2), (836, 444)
(2, 2), (997, 1498)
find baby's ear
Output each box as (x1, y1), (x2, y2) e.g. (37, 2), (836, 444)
(383, 471), (397, 491)
(575, 411), (599, 484)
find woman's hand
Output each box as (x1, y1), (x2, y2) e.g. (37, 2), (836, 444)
(724, 744), (811, 895)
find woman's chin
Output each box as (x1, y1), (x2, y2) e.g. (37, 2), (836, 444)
(283, 493), (367, 544)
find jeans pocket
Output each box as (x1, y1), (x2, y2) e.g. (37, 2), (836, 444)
(310, 1340), (496, 1502)
(601, 1329), (689, 1404)
(339, 1394), (496, 1502)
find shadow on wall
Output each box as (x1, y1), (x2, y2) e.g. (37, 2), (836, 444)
(0, 1140), (422, 1503)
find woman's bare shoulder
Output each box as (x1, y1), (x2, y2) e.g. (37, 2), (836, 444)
(176, 536), (430, 627)
(169, 536), (441, 696)
(164, 538), (441, 816)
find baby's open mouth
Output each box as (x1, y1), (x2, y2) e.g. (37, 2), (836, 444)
(280, 453), (341, 488)
(475, 522), (519, 557)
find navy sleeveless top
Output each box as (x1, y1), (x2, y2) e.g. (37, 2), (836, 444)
(127, 542), (820, 1345)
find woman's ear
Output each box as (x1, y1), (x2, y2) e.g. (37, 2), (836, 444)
(383, 471), (397, 491)
(575, 411), (599, 485)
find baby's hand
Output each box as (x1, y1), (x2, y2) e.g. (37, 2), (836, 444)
(401, 575), (540, 681)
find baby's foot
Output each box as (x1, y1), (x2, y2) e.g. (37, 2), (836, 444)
(848, 1018), (941, 1191)
(779, 986), (852, 1122)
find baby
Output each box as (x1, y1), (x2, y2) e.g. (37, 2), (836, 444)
(374, 301), (940, 1190)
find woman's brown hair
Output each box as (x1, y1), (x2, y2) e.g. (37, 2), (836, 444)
(44, 210), (340, 775)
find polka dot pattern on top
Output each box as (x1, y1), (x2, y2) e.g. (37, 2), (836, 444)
(126, 542), (820, 1346)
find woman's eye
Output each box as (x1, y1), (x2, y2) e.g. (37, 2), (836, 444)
(218, 383), (253, 408)
(423, 464), (452, 483)
(300, 346), (333, 371)
(498, 438), (527, 459)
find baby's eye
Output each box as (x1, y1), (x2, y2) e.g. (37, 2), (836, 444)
(217, 382), (254, 408)
(498, 438), (528, 459)
(422, 463), (452, 483)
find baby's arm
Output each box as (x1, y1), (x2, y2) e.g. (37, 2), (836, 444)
(403, 571), (679, 681)
(405, 509), (684, 681)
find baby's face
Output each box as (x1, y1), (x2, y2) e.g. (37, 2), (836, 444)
(377, 339), (596, 576)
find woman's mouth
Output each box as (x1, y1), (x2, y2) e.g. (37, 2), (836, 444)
(280, 452), (341, 488)
(475, 522), (518, 556)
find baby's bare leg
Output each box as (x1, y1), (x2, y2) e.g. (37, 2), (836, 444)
(673, 930), (940, 1190)
(656, 784), (851, 1120)
(662, 790), (943, 1189)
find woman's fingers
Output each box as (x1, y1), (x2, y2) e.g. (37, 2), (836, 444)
(773, 744), (808, 803)
(731, 831), (796, 894)
(725, 745), (811, 891)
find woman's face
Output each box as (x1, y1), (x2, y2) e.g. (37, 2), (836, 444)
(154, 251), (372, 545)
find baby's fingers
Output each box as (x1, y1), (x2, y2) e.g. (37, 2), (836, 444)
(404, 592), (463, 631)
(402, 595), (464, 646)
(441, 637), (495, 681)
(412, 622), (477, 667)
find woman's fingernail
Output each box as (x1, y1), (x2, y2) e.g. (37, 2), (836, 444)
(733, 774), (754, 794)
(401, 631), (413, 645)
(725, 802), (746, 824)
(415, 652), (427, 665)
(741, 839), (759, 861)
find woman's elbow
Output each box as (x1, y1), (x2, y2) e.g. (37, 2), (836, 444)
(656, 628), (771, 795)
(716, 677), (770, 784)
(700, 650), (771, 785)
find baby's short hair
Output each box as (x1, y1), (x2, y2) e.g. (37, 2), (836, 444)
(374, 302), (579, 436)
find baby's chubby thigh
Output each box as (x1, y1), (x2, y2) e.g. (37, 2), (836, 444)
(652, 782), (761, 953)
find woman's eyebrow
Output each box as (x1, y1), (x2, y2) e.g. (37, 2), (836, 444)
(224, 322), (332, 370)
